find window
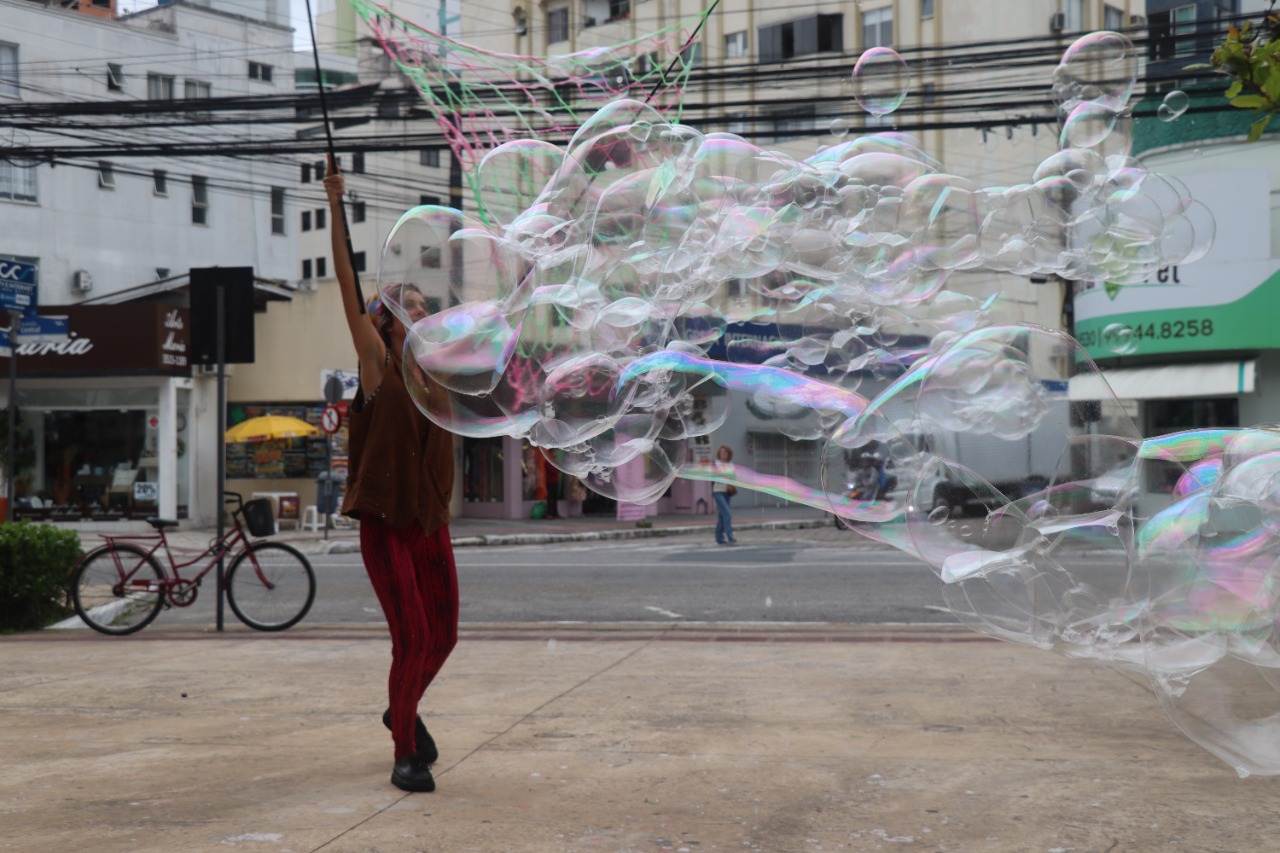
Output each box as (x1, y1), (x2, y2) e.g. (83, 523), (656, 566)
(759, 14), (844, 63)
(768, 105), (817, 141)
(302, 259), (313, 279)
(1174, 4), (1198, 57)
(153, 169), (167, 196)
(921, 81), (938, 105)
(420, 149), (440, 167)
(248, 61), (274, 82)
(192, 176), (208, 225)
(1104, 4), (1124, 30)
(315, 257), (327, 277)
(156, 267), (170, 279)
(315, 208), (326, 229)
(725, 30), (748, 58)
(353, 251), (367, 273)
(314, 159), (326, 178)
(420, 194), (441, 206)
(301, 210), (312, 231)
(97, 161), (116, 190)
(271, 187), (285, 235)
(421, 246), (442, 268)
(921, 0), (934, 18)
(352, 201), (366, 223)
(681, 42), (703, 70)
(301, 162), (311, 183)
(608, 0), (630, 21)
(862, 7), (893, 48)
(547, 7), (569, 43)
(352, 152), (365, 174)
(107, 63), (124, 92)
(1063, 0), (1084, 33)
(184, 79), (210, 99)
(0, 42), (17, 98)
(0, 160), (37, 202)
(147, 73), (174, 100)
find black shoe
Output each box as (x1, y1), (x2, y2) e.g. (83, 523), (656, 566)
(383, 708), (439, 765)
(391, 756), (436, 793)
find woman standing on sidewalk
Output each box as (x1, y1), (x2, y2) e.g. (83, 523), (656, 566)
(712, 445), (737, 546)
(325, 158), (457, 794)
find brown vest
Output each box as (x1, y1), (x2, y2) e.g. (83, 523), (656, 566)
(340, 355), (453, 534)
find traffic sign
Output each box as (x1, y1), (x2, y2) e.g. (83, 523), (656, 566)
(321, 404), (343, 434)
(0, 259), (37, 314)
(12, 315), (68, 345)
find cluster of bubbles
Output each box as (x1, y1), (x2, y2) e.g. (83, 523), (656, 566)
(373, 32), (1280, 776)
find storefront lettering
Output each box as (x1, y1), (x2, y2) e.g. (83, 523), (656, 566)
(1155, 266), (1181, 284)
(162, 330), (185, 352)
(164, 309), (184, 331)
(15, 336), (93, 357)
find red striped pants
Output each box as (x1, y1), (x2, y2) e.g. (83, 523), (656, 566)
(360, 516), (459, 761)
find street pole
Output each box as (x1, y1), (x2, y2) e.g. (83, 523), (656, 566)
(215, 283), (226, 632)
(5, 311), (15, 524)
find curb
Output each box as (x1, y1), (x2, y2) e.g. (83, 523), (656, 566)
(320, 517), (830, 554)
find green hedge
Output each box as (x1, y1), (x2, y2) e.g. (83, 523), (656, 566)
(0, 522), (84, 633)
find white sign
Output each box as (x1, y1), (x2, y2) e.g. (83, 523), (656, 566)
(133, 481), (159, 502)
(320, 368), (359, 400)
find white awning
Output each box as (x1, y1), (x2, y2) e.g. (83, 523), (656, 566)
(1069, 360), (1257, 401)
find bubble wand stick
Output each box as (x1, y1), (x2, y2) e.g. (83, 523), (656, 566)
(304, 0), (366, 314)
(644, 0), (720, 104)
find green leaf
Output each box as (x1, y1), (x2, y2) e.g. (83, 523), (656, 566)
(1265, 66), (1280, 101)
(1248, 113), (1273, 142)
(1226, 80), (1245, 98)
(1231, 94), (1269, 108)
(1183, 62), (1213, 70)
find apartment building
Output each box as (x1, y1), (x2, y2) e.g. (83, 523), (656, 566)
(0, 0), (296, 525)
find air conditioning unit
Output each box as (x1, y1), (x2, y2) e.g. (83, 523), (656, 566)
(72, 270), (93, 293)
(1129, 14), (1147, 27)
(196, 364), (235, 376)
(1049, 12), (1065, 33)
(296, 279), (317, 292)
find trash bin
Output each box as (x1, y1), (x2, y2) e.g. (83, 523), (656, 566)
(316, 470), (347, 515)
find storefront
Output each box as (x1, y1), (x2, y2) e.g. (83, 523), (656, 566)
(0, 303), (196, 523)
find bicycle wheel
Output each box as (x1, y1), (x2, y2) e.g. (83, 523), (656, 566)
(72, 545), (165, 636)
(226, 542), (316, 631)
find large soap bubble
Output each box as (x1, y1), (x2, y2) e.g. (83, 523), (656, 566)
(357, 29), (1280, 778)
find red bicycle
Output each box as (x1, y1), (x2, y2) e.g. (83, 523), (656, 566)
(70, 492), (316, 636)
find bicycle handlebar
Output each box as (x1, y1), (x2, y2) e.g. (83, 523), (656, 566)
(223, 491), (244, 506)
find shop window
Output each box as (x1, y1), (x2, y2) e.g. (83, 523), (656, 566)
(465, 436), (505, 502)
(225, 404), (336, 480)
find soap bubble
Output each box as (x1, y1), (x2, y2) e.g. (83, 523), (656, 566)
(359, 26), (1280, 777)
(852, 47), (910, 117)
(1158, 90), (1190, 122)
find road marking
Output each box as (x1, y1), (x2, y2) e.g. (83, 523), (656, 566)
(643, 605), (684, 619)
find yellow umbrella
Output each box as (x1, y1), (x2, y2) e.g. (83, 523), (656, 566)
(224, 415), (321, 443)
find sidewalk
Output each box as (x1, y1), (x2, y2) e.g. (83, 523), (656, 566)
(138, 505), (836, 557)
(3, 621), (1276, 853)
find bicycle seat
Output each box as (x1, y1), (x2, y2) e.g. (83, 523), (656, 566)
(146, 517), (181, 529)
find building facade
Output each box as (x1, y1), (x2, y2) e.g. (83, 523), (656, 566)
(1, 0), (296, 526)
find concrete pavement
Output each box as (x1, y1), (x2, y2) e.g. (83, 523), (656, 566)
(3, 621), (1277, 853)
(11, 508), (1280, 851)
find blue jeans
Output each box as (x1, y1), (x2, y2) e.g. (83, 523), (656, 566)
(714, 492), (734, 544)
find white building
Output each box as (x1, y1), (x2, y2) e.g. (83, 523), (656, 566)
(0, 0), (296, 525)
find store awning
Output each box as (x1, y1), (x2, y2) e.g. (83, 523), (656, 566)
(80, 272), (295, 309)
(1068, 360), (1257, 401)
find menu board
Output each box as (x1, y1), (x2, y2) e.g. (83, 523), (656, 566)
(226, 402), (349, 480)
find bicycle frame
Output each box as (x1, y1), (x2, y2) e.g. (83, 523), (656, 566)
(96, 516), (251, 599)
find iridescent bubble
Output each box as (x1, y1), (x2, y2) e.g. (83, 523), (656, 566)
(1159, 90), (1190, 122)
(829, 117), (851, 138)
(1101, 323), (1138, 355)
(852, 47), (909, 117)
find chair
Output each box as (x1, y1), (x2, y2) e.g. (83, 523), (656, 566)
(301, 504), (321, 532)
(276, 495), (302, 531)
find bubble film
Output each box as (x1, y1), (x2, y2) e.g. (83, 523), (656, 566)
(365, 27), (1280, 776)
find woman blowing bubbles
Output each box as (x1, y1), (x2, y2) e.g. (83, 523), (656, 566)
(325, 157), (457, 793)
